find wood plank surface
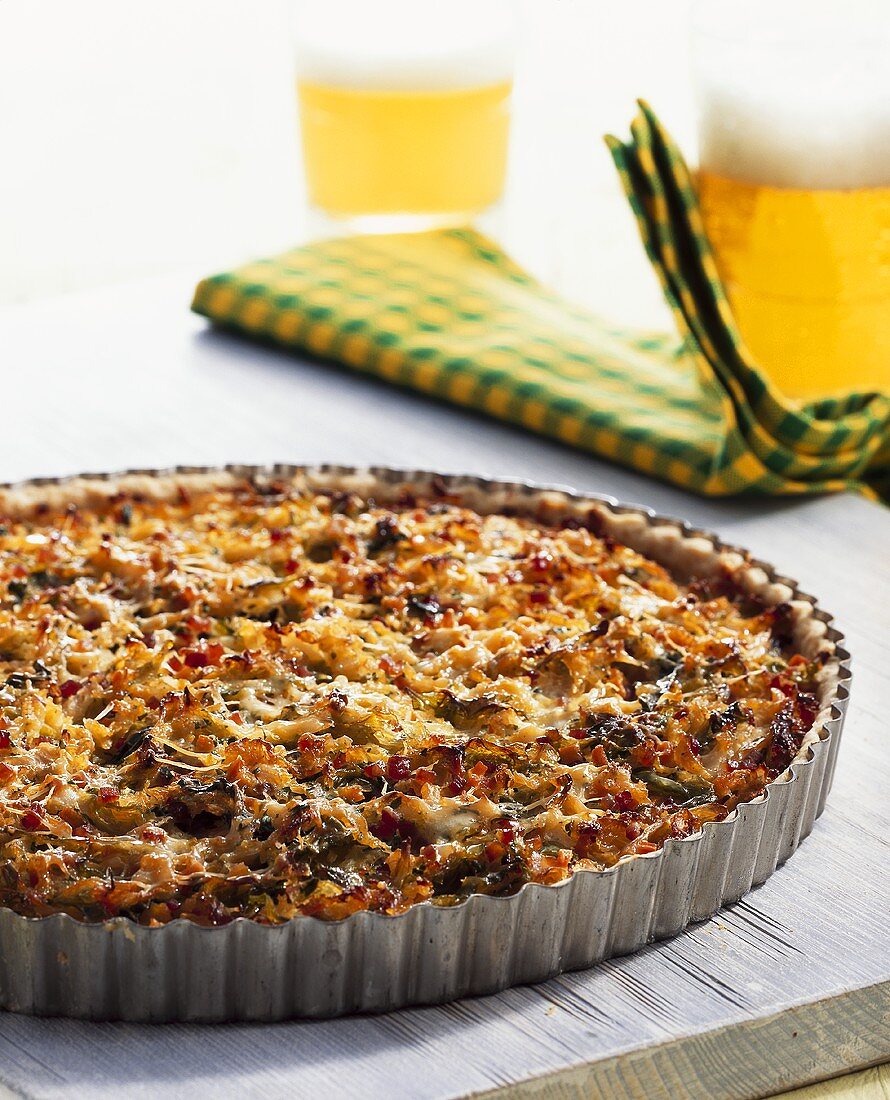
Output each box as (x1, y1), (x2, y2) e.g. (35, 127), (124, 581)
(0, 278), (887, 1099)
(776, 1064), (890, 1100)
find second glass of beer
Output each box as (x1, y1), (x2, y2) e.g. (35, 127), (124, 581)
(294, 0), (515, 232)
(692, 1), (890, 399)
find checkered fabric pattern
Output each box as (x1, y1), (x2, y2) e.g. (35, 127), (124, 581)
(192, 102), (889, 500)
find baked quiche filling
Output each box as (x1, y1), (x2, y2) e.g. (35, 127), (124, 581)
(0, 479), (820, 925)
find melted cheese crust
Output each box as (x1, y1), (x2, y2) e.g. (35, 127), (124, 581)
(0, 479), (819, 924)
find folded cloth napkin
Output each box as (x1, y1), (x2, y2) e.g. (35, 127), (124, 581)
(192, 102), (889, 501)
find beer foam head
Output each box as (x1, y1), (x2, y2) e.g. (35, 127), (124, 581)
(693, 0), (890, 188)
(294, 0), (515, 91)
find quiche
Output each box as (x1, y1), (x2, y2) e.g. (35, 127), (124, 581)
(0, 472), (826, 927)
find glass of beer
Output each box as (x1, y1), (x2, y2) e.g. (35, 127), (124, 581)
(293, 0), (515, 232)
(692, 1), (890, 398)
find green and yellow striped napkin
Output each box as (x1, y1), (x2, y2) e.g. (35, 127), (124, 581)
(192, 103), (889, 501)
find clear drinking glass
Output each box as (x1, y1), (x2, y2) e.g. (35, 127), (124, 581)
(691, 0), (890, 398)
(293, 0), (515, 233)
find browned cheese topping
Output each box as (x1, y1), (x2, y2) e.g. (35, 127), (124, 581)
(0, 480), (820, 924)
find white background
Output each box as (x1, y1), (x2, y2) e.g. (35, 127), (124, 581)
(0, 0), (699, 327)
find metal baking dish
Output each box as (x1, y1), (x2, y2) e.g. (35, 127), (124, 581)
(0, 465), (850, 1021)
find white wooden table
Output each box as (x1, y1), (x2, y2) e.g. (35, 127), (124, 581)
(0, 278), (887, 1099)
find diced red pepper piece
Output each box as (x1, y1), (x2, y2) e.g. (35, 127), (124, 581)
(60, 679), (83, 699)
(386, 755), (411, 782)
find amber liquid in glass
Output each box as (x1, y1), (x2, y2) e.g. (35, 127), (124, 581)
(698, 171), (890, 397)
(297, 79), (511, 220)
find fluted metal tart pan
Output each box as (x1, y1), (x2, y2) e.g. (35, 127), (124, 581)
(0, 465), (849, 1020)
